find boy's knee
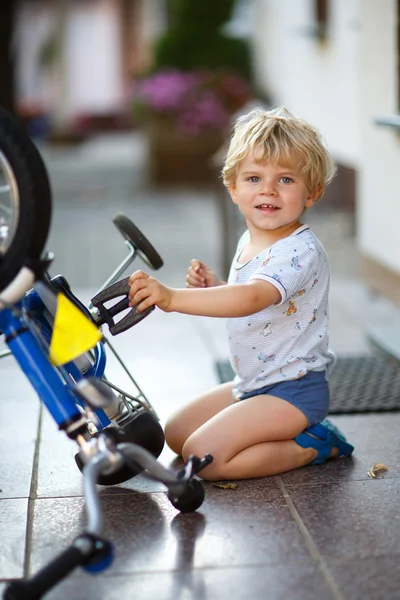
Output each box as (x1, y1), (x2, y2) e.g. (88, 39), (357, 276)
(164, 418), (184, 456)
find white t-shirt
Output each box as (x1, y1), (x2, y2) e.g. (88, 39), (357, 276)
(227, 224), (335, 396)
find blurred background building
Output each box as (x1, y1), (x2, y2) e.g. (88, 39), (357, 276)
(1, 0), (399, 313)
(11, 0), (166, 134)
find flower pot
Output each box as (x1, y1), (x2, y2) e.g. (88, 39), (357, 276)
(146, 118), (227, 185)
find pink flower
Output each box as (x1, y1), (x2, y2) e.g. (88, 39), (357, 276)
(130, 69), (251, 136)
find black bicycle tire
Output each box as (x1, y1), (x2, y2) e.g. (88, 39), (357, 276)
(0, 111), (35, 291)
(1, 109), (52, 261)
(113, 212), (164, 270)
(0, 109), (52, 291)
(22, 133), (52, 260)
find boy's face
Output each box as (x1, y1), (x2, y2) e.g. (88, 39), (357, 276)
(228, 152), (322, 238)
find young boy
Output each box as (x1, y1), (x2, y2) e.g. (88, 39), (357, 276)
(128, 106), (354, 481)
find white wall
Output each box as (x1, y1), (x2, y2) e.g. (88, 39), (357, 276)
(253, 0), (360, 166)
(65, 0), (123, 116)
(358, 0), (400, 273)
(15, 0), (124, 123)
(14, 3), (55, 111)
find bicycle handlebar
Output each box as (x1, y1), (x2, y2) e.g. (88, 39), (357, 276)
(4, 533), (112, 600)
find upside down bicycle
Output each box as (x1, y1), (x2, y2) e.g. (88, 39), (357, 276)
(0, 108), (212, 600)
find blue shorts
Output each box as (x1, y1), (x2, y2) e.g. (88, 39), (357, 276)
(237, 370), (330, 426)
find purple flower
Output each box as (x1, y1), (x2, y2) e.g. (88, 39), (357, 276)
(130, 68), (251, 135)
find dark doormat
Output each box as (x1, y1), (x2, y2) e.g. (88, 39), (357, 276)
(215, 355), (400, 413)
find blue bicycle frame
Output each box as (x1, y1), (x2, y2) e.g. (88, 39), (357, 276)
(1, 291), (111, 433)
(0, 303), (83, 429)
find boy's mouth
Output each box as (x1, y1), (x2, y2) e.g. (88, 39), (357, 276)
(256, 203), (280, 212)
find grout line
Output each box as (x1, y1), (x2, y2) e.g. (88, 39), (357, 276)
(23, 403), (43, 578)
(275, 476), (345, 600)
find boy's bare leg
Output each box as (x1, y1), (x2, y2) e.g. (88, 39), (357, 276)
(165, 381), (235, 456)
(181, 394), (326, 481)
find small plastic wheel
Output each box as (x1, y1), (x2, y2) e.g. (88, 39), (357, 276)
(74, 410), (165, 486)
(112, 212), (163, 270)
(168, 479), (205, 513)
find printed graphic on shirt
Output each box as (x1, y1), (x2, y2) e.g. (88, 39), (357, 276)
(285, 301), (297, 316)
(295, 369), (307, 379)
(261, 322), (272, 336)
(291, 256), (302, 270)
(301, 355), (318, 363)
(262, 256), (272, 266)
(258, 353), (276, 363)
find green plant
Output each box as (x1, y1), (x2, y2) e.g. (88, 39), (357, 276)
(169, 0), (236, 28)
(154, 0), (252, 80)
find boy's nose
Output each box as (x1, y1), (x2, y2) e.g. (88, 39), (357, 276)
(260, 180), (277, 196)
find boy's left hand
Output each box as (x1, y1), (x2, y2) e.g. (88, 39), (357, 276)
(128, 270), (173, 313)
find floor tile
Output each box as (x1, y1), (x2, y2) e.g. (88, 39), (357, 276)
(0, 499), (28, 578)
(36, 410), (84, 498)
(0, 358), (40, 499)
(42, 563), (336, 600)
(283, 479), (400, 560)
(328, 555), (400, 600)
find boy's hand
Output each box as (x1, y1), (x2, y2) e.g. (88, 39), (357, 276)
(185, 259), (222, 288)
(128, 270), (173, 313)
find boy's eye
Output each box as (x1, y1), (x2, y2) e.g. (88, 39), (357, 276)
(247, 176), (260, 183)
(279, 177), (293, 184)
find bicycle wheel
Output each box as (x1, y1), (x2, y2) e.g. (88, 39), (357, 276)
(0, 108), (52, 292)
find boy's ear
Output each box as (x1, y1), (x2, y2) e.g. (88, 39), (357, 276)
(306, 184), (324, 207)
(228, 185), (238, 204)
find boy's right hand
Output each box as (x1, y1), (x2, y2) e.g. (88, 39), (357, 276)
(185, 259), (222, 288)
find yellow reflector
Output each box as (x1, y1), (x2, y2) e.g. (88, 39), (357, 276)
(49, 293), (102, 366)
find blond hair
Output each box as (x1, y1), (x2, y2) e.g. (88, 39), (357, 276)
(222, 106), (336, 194)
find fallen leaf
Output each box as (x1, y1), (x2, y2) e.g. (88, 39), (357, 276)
(212, 482), (238, 490)
(367, 463), (388, 479)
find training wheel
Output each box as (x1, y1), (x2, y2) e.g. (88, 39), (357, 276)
(168, 479), (205, 513)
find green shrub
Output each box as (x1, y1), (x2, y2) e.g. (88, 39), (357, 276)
(153, 0), (252, 81)
(169, 0), (236, 28)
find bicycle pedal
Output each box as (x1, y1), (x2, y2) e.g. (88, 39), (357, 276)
(91, 276), (154, 335)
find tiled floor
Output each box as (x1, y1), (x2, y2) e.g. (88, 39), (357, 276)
(1, 132), (400, 599)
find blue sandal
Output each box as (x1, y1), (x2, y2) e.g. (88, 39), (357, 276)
(294, 418), (354, 465)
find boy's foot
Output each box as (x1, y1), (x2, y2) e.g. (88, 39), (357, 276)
(294, 418), (354, 465)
